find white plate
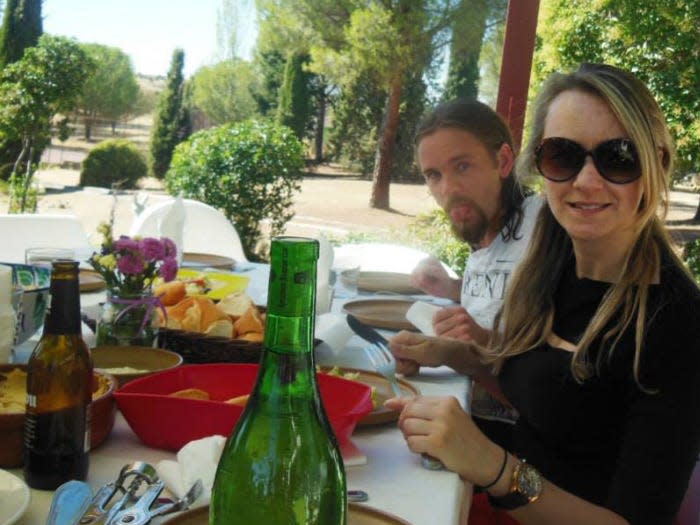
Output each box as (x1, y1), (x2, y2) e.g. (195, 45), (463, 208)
(0, 469), (30, 525)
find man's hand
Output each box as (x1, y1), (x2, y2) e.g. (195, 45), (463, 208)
(433, 306), (491, 346)
(389, 330), (485, 377)
(411, 256), (461, 301)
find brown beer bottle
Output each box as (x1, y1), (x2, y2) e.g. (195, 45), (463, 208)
(24, 260), (93, 489)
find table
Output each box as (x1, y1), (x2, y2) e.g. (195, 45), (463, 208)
(11, 264), (473, 525)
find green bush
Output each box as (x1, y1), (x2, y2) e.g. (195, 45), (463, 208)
(330, 208), (471, 276)
(683, 238), (700, 282)
(165, 119), (304, 261)
(80, 139), (147, 189)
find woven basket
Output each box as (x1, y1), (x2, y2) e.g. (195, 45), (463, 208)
(156, 328), (263, 364)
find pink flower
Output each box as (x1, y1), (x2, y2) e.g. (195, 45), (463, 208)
(162, 238), (177, 258)
(117, 254), (145, 275)
(113, 236), (140, 252)
(139, 237), (165, 261)
(159, 256), (178, 281)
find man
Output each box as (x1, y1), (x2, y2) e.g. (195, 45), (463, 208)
(390, 99), (542, 445)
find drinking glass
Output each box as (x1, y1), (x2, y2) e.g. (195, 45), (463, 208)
(332, 257), (361, 299)
(25, 247), (76, 268)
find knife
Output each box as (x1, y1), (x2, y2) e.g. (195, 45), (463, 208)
(346, 314), (390, 347)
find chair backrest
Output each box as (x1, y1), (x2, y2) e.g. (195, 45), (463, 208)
(333, 242), (457, 277)
(129, 198), (248, 262)
(0, 213), (93, 264)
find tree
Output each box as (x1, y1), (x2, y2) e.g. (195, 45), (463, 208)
(0, 0), (42, 180)
(251, 49), (286, 116)
(535, 0), (700, 218)
(277, 52), (312, 140)
(442, 0), (489, 100)
(190, 58), (258, 125)
(75, 43), (139, 140)
(0, 35), (92, 212)
(303, 1), (463, 209)
(0, 0), (41, 67)
(150, 48), (189, 179)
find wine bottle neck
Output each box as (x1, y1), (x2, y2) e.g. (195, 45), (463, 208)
(44, 263), (82, 335)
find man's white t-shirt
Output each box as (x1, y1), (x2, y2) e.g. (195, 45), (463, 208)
(461, 194), (543, 422)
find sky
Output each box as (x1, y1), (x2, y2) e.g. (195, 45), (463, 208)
(42, 0), (257, 78)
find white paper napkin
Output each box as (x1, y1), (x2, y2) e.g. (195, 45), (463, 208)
(405, 301), (442, 336)
(155, 435), (226, 506)
(315, 312), (354, 355)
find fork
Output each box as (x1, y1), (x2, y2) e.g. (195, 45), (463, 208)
(362, 342), (404, 398)
(363, 343), (446, 470)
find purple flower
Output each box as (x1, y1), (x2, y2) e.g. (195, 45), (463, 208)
(113, 236), (140, 252)
(139, 237), (165, 261)
(159, 256), (178, 281)
(162, 238), (177, 258)
(117, 254), (145, 275)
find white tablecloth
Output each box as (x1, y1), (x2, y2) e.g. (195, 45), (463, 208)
(11, 263), (472, 525)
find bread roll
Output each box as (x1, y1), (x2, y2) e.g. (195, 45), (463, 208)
(155, 280), (187, 306)
(169, 388), (210, 400)
(217, 292), (254, 318)
(234, 305), (264, 335)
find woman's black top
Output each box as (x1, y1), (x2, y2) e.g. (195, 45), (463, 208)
(499, 254), (700, 524)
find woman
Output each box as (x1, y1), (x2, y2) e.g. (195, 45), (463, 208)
(387, 63), (700, 524)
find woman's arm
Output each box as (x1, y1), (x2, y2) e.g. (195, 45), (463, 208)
(385, 396), (629, 525)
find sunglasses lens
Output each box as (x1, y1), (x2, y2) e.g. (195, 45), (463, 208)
(595, 139), (640, 183)
(536, 138), (582, 181)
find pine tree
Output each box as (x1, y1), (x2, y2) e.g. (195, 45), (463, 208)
(0, 0), (42, 67)
(150, 48), (188, 179)
(0, 0), (43, 180)
(276, 52), (311, 141)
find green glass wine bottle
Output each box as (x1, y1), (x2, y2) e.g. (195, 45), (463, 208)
(210, 237), (347, 525)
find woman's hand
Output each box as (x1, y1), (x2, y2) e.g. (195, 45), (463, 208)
(385, 395), (506, 487)
(411, 256), (461, 301)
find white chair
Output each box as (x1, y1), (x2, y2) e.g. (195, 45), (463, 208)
(129, 198), (248, 262)
(0, 213), (93, 264)
(333, 242), (457, 277)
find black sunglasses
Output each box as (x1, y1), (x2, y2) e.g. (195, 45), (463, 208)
(535, 137), (641, 184)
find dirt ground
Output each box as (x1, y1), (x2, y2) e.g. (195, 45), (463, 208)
(0, 166), (438, 244)
(2, 166), (699, 249)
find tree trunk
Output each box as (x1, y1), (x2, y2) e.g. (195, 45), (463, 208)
(370, 74), (403, 210)
(84, 116), (93, 140)
(693, 195), (700, 223)
(314, 93), (326, 164)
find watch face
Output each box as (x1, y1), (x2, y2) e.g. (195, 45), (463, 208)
(517, 463), (543, 500)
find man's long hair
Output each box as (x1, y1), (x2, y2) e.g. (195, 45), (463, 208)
(414, 99), (530, 241)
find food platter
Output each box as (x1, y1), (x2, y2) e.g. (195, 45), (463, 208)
(175, 269), (250, 300)
(342, 299), (416, 331)
(181, 253), (236, 270)
(358, 271), (422, 295)
(163, 503), (412, 525)
(0, 469), (30, 525)
(322, 367), (418, 426)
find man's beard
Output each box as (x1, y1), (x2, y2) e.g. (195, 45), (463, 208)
(446, 197), (489, 246)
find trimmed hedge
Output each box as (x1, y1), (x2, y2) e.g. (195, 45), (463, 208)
(80, 139), (147, 189)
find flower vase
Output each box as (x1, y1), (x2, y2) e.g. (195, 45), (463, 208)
(96, 289), (160, 347)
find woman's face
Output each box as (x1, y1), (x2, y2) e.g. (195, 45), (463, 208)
(542, 90), (643, 253)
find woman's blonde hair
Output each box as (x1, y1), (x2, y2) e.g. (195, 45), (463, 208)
(492, 64), (684, 385)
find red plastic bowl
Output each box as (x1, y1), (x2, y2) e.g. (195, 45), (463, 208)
(114, 363), (373, 451)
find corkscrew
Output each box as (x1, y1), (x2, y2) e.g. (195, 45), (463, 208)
(73, 461), (202, 525)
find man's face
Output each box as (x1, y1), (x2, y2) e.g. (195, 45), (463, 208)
(417, 128), (510, 247)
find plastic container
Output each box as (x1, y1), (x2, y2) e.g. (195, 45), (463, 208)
(114, 364), (373, 451)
